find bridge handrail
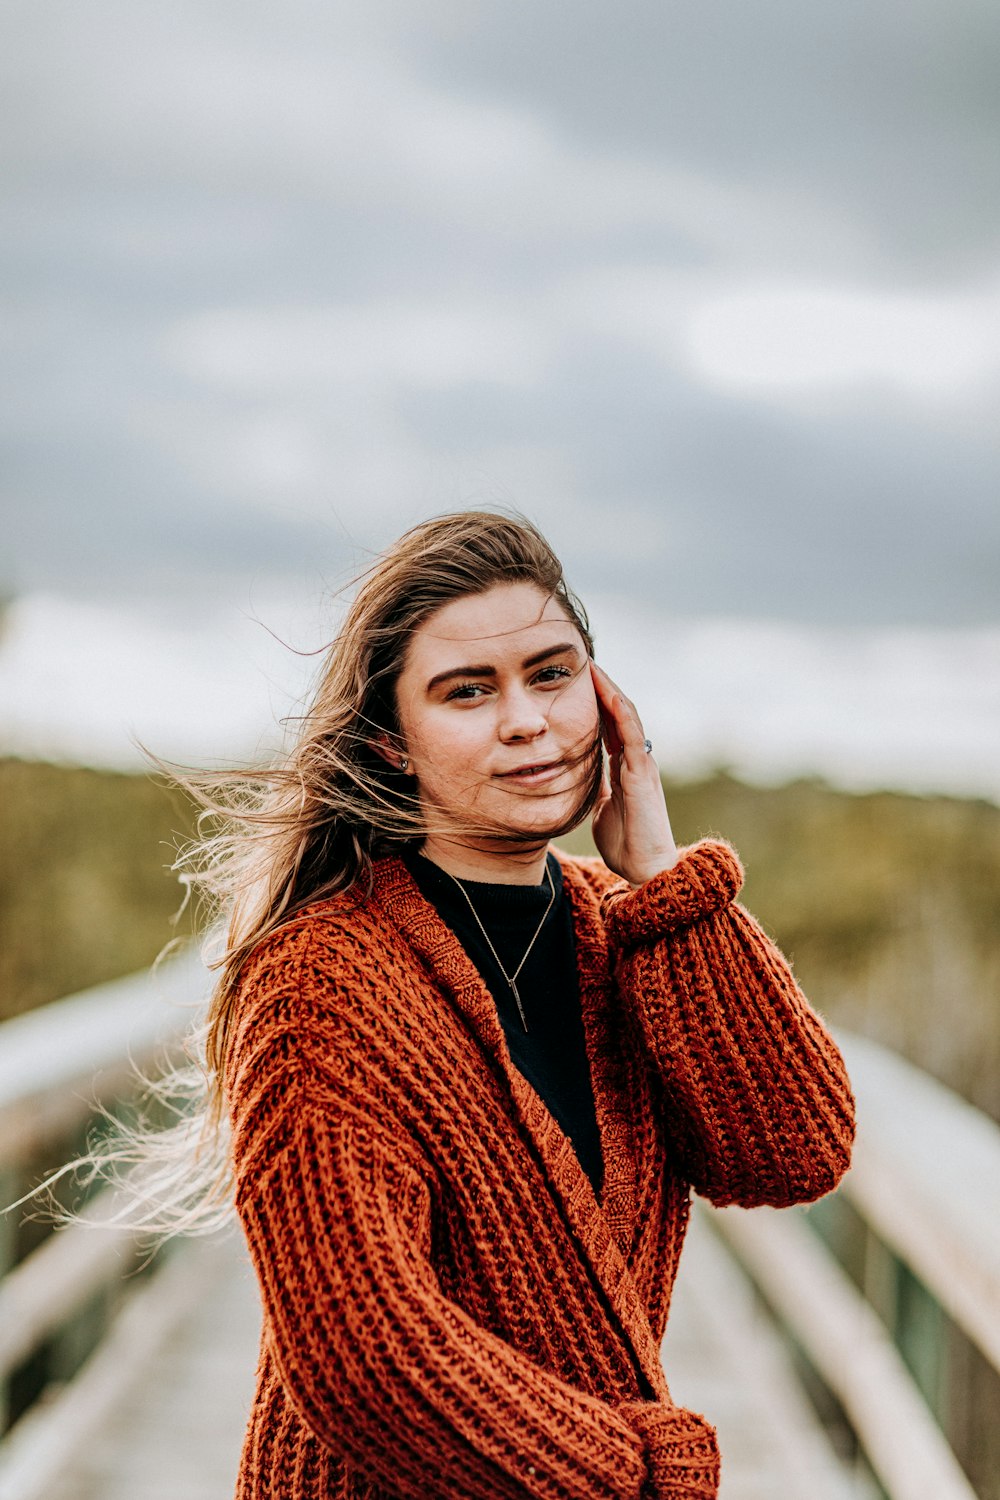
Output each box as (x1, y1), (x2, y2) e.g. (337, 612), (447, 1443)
(0, 949), (208, 1171)
(0, 946), (207, 1111)
(706, 1204), (979, 1500)
(0, 950), (212, 1468)
(837, 1031), (1000, 1374)
(0, 1185), (137, 1381)
(704, 1029), (1000, 1500)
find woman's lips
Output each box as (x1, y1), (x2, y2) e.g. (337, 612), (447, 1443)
(497, 761), (564, 785)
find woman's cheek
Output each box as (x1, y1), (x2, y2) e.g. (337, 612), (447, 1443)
(566, 673), (600, 738)
(424, 708), (483, 767)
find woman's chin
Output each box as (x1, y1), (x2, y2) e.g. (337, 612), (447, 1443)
(425, 766), (599, 850)
(493, 790), (589, 842)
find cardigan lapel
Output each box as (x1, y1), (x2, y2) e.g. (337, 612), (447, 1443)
(556, 852), (640, 1251)
(370, 853), (668, 1400)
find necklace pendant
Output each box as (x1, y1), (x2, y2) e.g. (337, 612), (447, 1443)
(442, 860), (554, 1039)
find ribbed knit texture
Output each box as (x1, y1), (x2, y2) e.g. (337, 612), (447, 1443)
(226, 839), (855, 1500)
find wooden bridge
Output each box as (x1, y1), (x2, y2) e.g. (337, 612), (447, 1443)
(1, 958), (998, 1500)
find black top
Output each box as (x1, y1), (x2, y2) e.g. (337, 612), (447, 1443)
(402, 847), (605, 1197)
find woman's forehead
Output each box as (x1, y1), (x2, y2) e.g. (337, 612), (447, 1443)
(418, 584), (571, 649)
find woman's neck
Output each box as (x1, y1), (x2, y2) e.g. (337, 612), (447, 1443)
(418, 836), (550, 886)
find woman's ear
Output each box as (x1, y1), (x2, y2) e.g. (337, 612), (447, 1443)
(370, 733), (411, 774)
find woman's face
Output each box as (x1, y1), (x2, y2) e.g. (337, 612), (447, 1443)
(390, 582), (601, 855)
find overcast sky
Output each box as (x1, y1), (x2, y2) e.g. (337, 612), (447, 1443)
(2, 0), (998, 790)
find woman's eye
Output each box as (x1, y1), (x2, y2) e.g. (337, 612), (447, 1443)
(445, 682), (487, 701)
(534, 665), (572, 686)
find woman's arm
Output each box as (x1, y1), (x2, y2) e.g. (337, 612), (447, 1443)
(603, 840), (856, 1208)
(235, 1089), (719, 1500)
(587, 662), (854, 1207)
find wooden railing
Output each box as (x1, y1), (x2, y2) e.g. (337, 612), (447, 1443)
(0, 953), (208, 1500)
(703, 1034), (1000, 1500)
(1, 963), (998, 1500)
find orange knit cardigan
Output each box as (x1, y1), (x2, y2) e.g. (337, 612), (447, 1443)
(226, 839), (855, 1500)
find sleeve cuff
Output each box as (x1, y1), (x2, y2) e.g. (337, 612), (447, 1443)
(617, 1400), (720, 1499)
(602, 839), (744, 948)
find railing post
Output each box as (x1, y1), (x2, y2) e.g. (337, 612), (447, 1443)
(864, 1231), (949, 1424)
(895, 1261), (948, 1420)
(0, 953), (203, 1468)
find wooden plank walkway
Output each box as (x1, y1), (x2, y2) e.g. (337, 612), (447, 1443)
(44, 1236), (261, 1500)
(666, 1208), (873, 1500)
(46, 1210), (865, 1500)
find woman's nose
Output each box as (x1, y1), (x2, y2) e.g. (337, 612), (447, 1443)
(498, 688), (547, 742)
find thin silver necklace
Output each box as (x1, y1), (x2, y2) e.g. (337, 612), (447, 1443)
(443, 861), (556, 1033)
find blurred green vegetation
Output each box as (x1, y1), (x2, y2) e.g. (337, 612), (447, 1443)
(2, 759), (998, 1122)
(0, 758), (197, 1022)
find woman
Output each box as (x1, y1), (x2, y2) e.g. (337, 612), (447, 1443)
(203, 511), (854, 1499)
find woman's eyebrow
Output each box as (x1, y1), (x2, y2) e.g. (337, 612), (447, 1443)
(521, 641), (581, 670)
(426, 641), (581, 693)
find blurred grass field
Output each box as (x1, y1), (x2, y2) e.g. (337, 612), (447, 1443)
(0, 758), (199, 1020)
(3, 757), (998, 1121)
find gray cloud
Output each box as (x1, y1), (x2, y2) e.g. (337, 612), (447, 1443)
(2, 0), (998, 626)
(414, 0), (1000, 278)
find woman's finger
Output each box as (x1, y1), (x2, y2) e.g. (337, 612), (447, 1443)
(593, 665), (639, 731)
(589, 660), (619, 713)
(590, 662), (623, 757)
(594, 668), (650, 767)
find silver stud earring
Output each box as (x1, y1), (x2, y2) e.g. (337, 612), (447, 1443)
(399, 758), (409, 772)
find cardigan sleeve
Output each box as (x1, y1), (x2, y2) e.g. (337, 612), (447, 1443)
(602, 839), (856, 1208)
(233, 1090), (720, 1500)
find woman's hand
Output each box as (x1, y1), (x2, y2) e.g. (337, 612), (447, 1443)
(590, 662), (679, 888)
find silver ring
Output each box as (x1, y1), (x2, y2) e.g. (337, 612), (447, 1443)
(643, 738), (653, 754)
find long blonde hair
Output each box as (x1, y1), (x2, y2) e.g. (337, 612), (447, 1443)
(98, 511), (598, 1235)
